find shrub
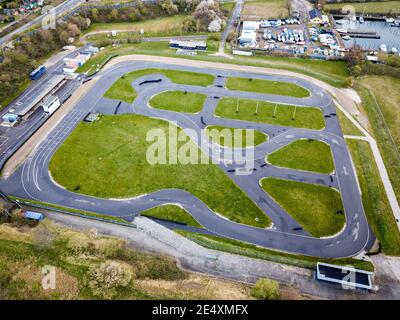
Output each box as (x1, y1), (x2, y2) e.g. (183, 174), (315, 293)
(88, 261), (133, 299)
(251, 278), (280, 300)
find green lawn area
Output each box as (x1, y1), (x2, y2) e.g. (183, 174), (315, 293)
(104, 68), (215, 103)
(241, 0), (289, 19)
(347, 139), (400, 255)
(49, 114), (270, 228)
(326, 1), (400, 15)
(140, 205), (202, 227)
(356, 77), (400, 205)
(76, 41), (350, 88)
(205, 125), (268, 147)
(336, 107), (363, 136)
(149, 91), (207, 113)
(176, 230), (374, 271)
(226, 77), (310, 98)
(84, 15), (189, 36)
(267, 139), (335, 174)
(214, 97), (325, 130)
(261, 178), (345, 237)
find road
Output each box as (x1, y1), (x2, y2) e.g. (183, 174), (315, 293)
(0, 46), (86, 170)
(0, 60), (375, 258)
(0, 0), (84, 45)
(217, 0), (244, 55)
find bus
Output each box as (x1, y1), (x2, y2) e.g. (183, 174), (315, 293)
(29, 65), (47, 80)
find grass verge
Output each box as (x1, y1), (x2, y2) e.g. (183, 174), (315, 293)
(76, 42), (350, 88)
(267, 139), (335, 174)
(49, 114), (271, 228)
(336, 107), (363, 136)
(226, 77), (310, 98)
(261, 178), (345, 237)
(356, 78), (400, 204)
(149, 91), (207, 113)
(205, 125), (268, 147)
(346, 139), (400, 255)
(215, 97), (325, 130)
(176, 230), (374, 271)
(104, 68), (215, 103)
(8, 196), (126, 223)
(326, 1), (400, 15)
(140, 204), (202, 228)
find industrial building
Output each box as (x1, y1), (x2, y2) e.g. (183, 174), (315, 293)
(169, 40), (207, 51)
(41, 95), (61, 114)
(309, 9), (323, 25)
(9, 74), (65, 118)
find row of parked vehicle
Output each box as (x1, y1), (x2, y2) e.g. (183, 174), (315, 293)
(260, 18), (300, 28)
(264, 43), (307, 55)
(263, 28), (306, 45)
(312, 48), (345, 57)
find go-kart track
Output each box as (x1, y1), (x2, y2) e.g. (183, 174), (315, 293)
(0, 60), (375, 258)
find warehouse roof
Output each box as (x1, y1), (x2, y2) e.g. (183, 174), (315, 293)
(10, 74), (65, 117)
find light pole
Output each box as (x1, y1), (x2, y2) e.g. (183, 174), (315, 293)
(236, 97), (239, 113)
(254, 100), (259, 115)
(292, 105), (297, 121)
(273, 103), (277, 118)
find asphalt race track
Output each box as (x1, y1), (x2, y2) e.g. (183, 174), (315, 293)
(0, 60), (375, 258)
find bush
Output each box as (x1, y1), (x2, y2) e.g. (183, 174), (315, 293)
(251, 278), (280, 300)
(88, 261), (133, 299)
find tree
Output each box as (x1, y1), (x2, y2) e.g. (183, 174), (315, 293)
(58, 29), (70, 44)
(251, 278), (280, 300)
(109, 9), (118, 22)
(130, 8), (142, 22)
(161, 0), (178, 15)
(208, 18), (221, 32)
(346, 45), (363, 68)
(193, 0), (224, 31)
(88, 261), (133, 299)
(67, 23), (81, 37)
(91, 8), (98, 21)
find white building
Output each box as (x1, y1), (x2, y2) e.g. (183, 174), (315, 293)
(242, 21), (260, 31)
(41, 95), (61, 114)
(239, 30), (256, 45)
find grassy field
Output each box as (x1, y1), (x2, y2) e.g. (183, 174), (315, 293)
(85, 15), (188, 36)
(140, 205), (202, 227)
(241, 0), (289, 19)
(336, 107), (363, 136)
(76, 41), (350, 87)
(49, 114), (270, 228)
(176, 230), (374, 271)
(356, 77), (400, 204)
(149, 91), (207, 113)
(267, 139), (335, 174)
(346, 139), (400, 255)
(214, 98), (325, 130)
(226, 77), (310, 98)
(0, 218), (255, 299)
(205, 125), (268, 147)
(104, 68), (215, 103)
(326, 1), (400, 15)
(261, 178), (345, 237)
